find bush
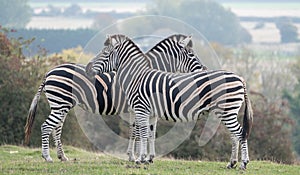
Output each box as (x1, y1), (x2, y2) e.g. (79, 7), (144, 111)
(0, 27), (48, 145)
(249, 91), (295, 164)
(0, 27), (93, 149)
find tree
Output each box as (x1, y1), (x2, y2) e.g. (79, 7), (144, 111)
(40, 5), (61, 17)
(63, 4), (83, 17)
(0, 0), (31, 28)
(248, 92), (295, 164)
(142, 0), (251, 45)
(283, 57), (300, 157)
(0, 28), (44, 145)
(92, 14), (116, 30)
(276, 17), (299, 43)
(0, 28), (93, 150)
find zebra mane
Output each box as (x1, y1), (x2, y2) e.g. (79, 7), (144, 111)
(148, 34), (193, 53)
(105, 34), (150, 65)
(104, 34), (128, 46)
(105, 34), (144, 54)
(166, 34), (193, 48)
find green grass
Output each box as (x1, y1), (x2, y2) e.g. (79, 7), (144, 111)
(0, 145), (299, 175)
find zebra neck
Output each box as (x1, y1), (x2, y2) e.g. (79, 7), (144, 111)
(114, 40), (151, 98)
(117, 56), (149, 97)
(147, 55), (178, 72)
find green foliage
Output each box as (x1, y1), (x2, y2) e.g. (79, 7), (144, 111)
(56, 46), (94, 64)
(248, 92), (295, 164)
(283, 57), (300, 157)
(0, 0), (31, 28)
(1, 145), (300, 175)
(227, 44), (297, 162)
(166, 117), (230, 161)
(0, 28), (93, 149)
(0, 27), (45, 145)
(142, 0), (251, 45)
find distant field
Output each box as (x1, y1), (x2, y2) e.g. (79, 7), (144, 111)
(27, 2), (300, 44)
(26, 18), (300, 44)
(241, 22), (300, 43)
(1, 145), (299, 175)
(222, 2), (300, 17)
(26, 17), (94, 30)
(29, 2), (146, 13)
(241, 22), (281, 43)
(223, 2), (300, 43)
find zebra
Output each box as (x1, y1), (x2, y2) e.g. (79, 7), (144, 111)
(86, 34), (253, 170)
(128, 35), (207, 162)
(24, 34), (207, 163)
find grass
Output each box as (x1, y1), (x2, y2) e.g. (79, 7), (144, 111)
(0, 145), (299, 175)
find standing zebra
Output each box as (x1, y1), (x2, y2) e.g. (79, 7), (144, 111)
(24, 34), (207, 162)
(86, 34), (253, 170)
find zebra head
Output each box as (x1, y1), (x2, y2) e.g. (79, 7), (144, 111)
(86, 34), (128, 76)
(176, 35), (208, 72)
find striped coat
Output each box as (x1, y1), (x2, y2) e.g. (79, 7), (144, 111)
(24, 34), (206, 162)
(86, 34), (253, 170)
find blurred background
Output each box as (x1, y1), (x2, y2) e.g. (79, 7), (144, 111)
(0, 0), (299, 164)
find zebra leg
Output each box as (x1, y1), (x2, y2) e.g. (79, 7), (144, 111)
(148, 116), (158, 163)
(41, 121), (54, 162)
(134, 125), (141, 161)
(135, 112), (150, 164)
(239, 139), (249, 170)
(52, 116), (68, 161)
(227, 133), (239, 169)
(221, 113), (249, 170)
(127, 121), (136, 162)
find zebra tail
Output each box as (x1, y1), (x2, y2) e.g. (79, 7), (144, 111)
(24, 77), (46, 145)
(242, 86), (253, 140)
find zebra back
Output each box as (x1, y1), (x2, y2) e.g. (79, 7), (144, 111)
(87, 34), (207, 76)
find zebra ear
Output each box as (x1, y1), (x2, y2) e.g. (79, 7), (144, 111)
(105, 34), (119, 46)
(104, 35), (112, 46)
(111, 36), (120, 46)
(179, 35), (193, 48)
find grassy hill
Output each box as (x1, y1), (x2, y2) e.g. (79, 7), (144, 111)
(0, 145), (299, 175)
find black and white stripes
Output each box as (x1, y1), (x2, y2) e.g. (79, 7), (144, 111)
(24, 34), (206, 162)
(87, 34), (253, 169)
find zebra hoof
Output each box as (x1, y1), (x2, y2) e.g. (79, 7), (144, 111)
(148, 159), (154, 164)
(142, 160), (150, 165)
(42, 155), (53, 163)
(46, 159), (53, 163)
(127, 154), (135, 162)
(128, 158), (135, 162)
(135, 160), (142, 165)
(239, 161), (248, 170)
(148, 155), (154, 163)
(226, 161), (237, 169)
(135, 158), (149, 165)
(59, 155), (69, 161)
